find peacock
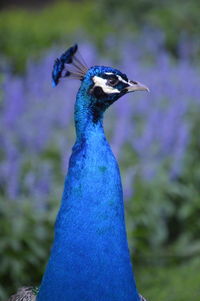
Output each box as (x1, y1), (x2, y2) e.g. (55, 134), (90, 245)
(8, 44), (149, 301)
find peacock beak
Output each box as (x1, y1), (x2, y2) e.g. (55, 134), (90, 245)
(126, 80), (150, 93)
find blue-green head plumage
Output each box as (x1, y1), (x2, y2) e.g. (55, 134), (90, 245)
(52, 44), (149, 113)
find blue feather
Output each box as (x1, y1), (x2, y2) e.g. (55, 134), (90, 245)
(52, 44), (78, 87)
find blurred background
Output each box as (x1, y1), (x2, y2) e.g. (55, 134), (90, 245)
(0, 1), (200, 300)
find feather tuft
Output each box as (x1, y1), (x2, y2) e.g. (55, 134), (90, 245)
(52, 44), (88, 87)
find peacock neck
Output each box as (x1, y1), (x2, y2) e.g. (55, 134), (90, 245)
(74, 85), (105, 142)
(37, 88), (140, 301)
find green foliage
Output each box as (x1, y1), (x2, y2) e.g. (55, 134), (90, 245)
(99, 0), (200, 56)
(2, 0), (200, 73)
(0, 1), (110, 72)
(136, 257), (200, 301)
(0, 198), (58, 300)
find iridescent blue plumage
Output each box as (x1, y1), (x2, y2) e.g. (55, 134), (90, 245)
(52, 58), (65, 87)
(60, 43), (78, 64)
(37, 45), (149, 301)
(52, 44), (81, 87)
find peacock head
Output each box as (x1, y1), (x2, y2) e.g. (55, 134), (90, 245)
(52, 44), (149, 112)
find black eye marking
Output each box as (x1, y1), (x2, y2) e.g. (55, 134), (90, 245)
(90, 86), (107, 99)
(107, 75), (119, 86)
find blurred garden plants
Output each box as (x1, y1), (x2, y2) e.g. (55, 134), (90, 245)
(0, 1), (200, 300)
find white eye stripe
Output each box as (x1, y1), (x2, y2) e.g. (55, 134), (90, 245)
(105, 72), (129, 85)
(93, 76), (120, 94)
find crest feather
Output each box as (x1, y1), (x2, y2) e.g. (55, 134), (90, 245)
(52, 44), (88, 87)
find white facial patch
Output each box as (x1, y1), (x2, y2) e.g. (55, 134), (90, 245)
(93, 76), (120, 94)
(105, 72), (129, 85)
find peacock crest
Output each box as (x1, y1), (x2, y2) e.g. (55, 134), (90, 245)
(52, 44), (88, 86)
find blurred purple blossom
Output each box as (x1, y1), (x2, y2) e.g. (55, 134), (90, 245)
(1, 37), (200, 205)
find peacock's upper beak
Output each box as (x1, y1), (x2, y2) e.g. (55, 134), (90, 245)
(126, 80), (150, 93)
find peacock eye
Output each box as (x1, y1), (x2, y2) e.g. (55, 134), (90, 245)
(107, 76), (119, 86)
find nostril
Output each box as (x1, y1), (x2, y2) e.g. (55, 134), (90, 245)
(130, 80), (138, 85)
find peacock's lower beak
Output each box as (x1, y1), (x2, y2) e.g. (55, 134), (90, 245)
(126, 80), (150, 93)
